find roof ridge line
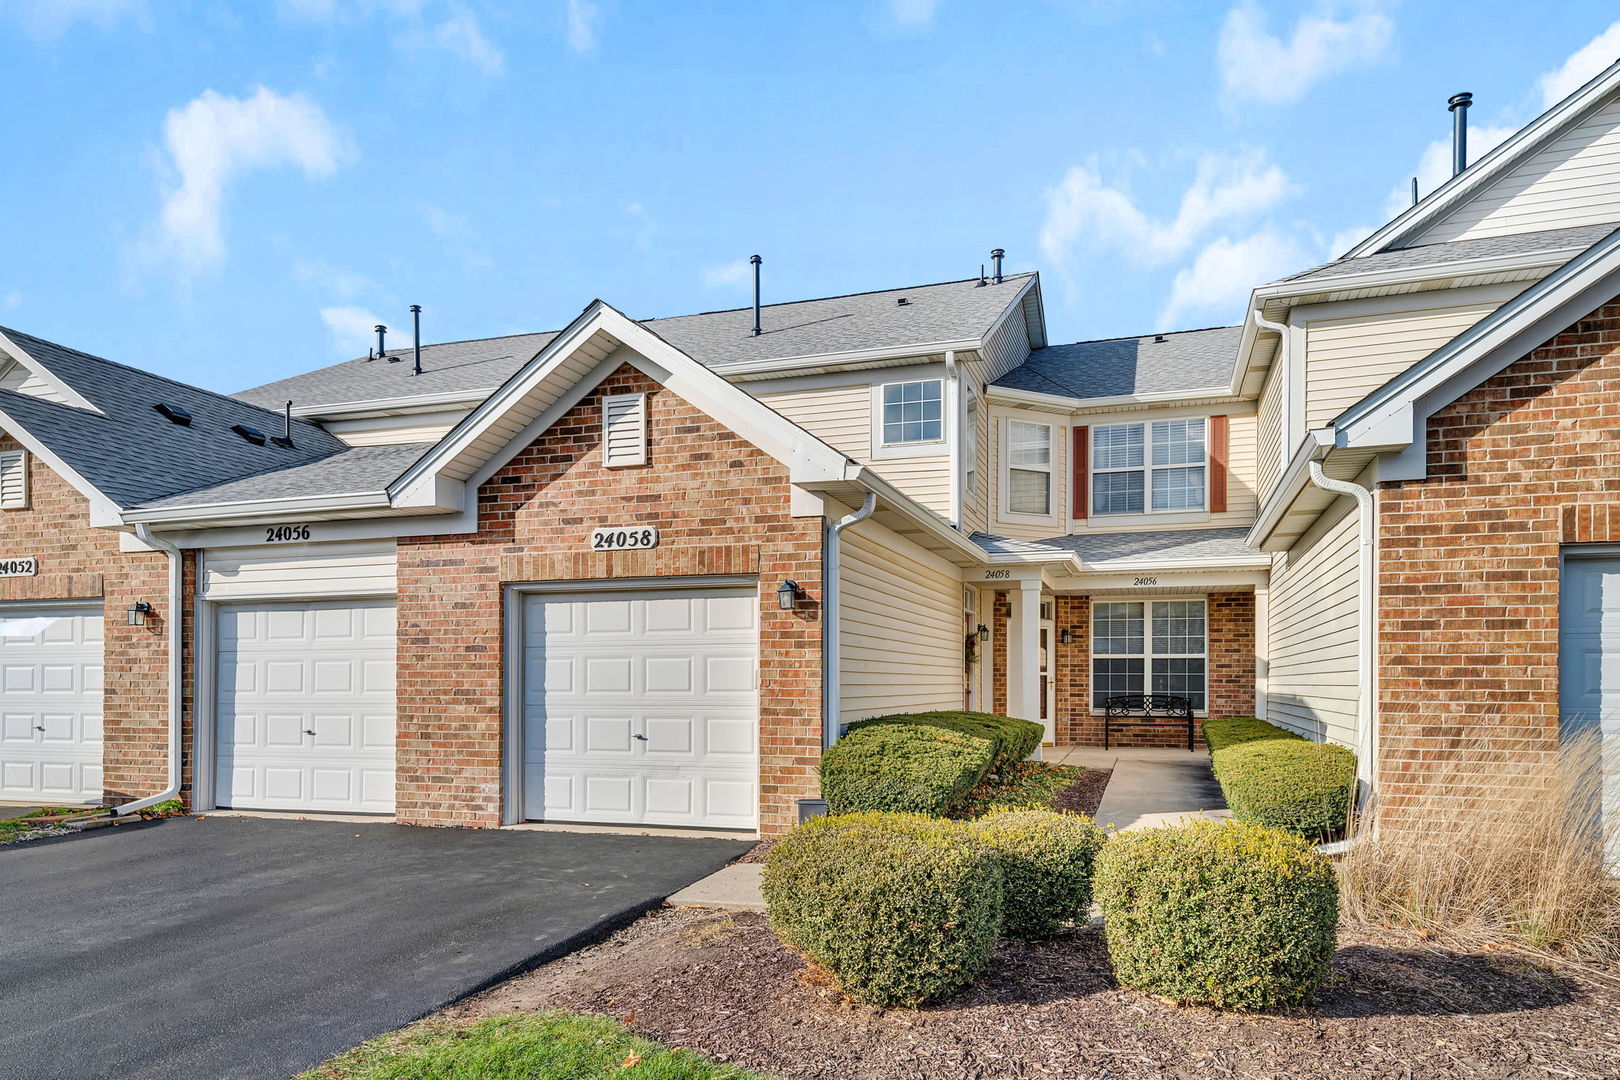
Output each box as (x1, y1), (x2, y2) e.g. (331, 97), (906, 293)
(638, 272), (1038, 324)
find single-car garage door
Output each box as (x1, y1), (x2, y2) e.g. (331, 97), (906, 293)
(216, 599), (396, 814)
(0, 604), (103, 803)
(523, 586), (758, 829)
(1560, 555), (1620, 841)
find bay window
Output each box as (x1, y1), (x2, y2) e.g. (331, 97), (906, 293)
(1091, 418), (1206, 515)
(1006, 419), (1052, 516)
(1091, 599), (1207, 710)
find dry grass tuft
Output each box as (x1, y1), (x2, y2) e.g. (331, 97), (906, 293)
(1338, 726), (1619, 970)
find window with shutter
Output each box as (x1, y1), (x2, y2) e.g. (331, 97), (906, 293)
(0, 450), (27, 509)
(602, 393), (648, 468)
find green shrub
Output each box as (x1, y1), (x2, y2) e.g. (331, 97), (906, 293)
(1094, 819), (1339, 1010)
(1216, 738), (1357, 839)
(1202, 716), (1302, 755)
(820, 723), (993, 816)
(762, 812), (1003, 1007)
(848, 711), (1042, 774)
(971, 809), (1107, 939)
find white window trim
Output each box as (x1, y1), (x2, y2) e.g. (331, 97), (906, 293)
(869, 379), (948, 460)
(0, 449), (29, 510)
(1088, 595), (1209, 715)
(1001, 418), (1056, 521)
(962, 394), (979, 500)
(602, 392), (648, 468)
(1090, 418), (1209, 518)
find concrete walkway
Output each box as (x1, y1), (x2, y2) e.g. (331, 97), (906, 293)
(1047, 746), (1230, 831)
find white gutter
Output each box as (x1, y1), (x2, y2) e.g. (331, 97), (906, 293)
(985, 383), (1239, 414)
(115, 525), (184, 816)
(1306, 461), (1378, 809)
(822, 492), (877, 749)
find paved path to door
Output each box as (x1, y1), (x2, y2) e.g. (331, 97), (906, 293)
(0, 815), (749, 1080)
(1047, 746), (1230, 831)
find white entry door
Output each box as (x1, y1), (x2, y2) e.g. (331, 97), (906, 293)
(215, 600), (396, 814)
(523, 587), (759, 829)
(1560, 556), (1620, 847)
(0, 604), (103, 802)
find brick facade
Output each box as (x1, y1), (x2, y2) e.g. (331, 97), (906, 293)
(0, 437), (183, 805)
(1376, 295), (1620, 828)
(396, 364), (824, 836)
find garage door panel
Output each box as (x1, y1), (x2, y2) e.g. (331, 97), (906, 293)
(1560, 557), (1620, 866)
(0, 605), (104, 803)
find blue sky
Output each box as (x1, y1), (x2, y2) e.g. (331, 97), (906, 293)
(2, 1), (1619, 393)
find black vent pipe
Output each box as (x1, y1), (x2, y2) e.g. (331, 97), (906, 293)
(991, 248), (1004, 284)
(410, 304), (422, 376)
(374, 323), (387, 360)
(750, 255), (762, 336)
(1449, 92), (1473, 176)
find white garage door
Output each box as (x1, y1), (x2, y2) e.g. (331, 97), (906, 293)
(216, 600), (396, 814)
(523, 587), (759, 829)
(0, 604), (103, 803)
(1560, 555), (1620, 845)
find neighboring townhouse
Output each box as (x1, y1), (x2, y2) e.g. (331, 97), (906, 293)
(3, 57), (1619, 839)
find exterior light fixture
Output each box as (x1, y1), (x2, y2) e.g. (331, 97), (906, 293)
(126, 601), (153, 627)
(776, 580), (802, 611)
(976, 624), (990, 642)
(1060, 628), (1074, 645)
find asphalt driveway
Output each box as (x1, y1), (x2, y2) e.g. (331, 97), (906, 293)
(0, 815), (750, 1080)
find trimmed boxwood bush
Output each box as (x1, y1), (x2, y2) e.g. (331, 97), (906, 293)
(848, 711), (1042, 774)
(820, 723), (993, 816)
(970, 809), (1107, 939)
(1094, 819), (1339, 1010)
(762, 812), (1003, 1007)
(1202, 716), (1302, 755)
(1217, 738), (1357, 839)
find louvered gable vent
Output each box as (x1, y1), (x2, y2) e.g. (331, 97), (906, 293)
(0, 449), (28, 509)
(602, 392), (648, 468)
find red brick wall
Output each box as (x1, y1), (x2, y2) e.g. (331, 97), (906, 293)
(1052, 595), (1091, 744)
(0, 438), (181, 804)
(1376, 296), (1620, 827)
(396, 364), (824, 835)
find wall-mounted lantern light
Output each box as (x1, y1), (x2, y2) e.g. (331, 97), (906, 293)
(126, 601), (153, 627)
(976, 624), (990, 642)
(776, 580), (803, 611)
(1059, 628), (1074, 645)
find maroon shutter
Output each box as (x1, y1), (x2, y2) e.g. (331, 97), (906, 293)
(1209, 415), (1229, 514)
(1072, 425), (1088, 519)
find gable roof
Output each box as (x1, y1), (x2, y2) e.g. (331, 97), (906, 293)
(991, 326), (1241, 401)
(1281, 223), (1617, 285)
(972, 526), (1260, 565)
(234, 274), (1038, 414)
(132, 443), (432, 510)
(0, 326), (347, 510)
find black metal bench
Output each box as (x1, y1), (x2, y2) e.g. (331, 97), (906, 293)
(1103, 694), (1196, 751)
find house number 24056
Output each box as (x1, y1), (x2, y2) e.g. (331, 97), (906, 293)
(1133, 576), (1159, 586)
(264, 524), (312, 542)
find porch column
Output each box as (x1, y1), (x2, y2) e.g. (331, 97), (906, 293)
(1005, 579), (1043, 737)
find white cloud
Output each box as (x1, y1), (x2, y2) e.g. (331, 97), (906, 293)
(1217, 1), (1394, 108)
(1160, 229), (1314, 326)
(702, 258), (754, 290)
(320, 304), (392, 357)
(1386, 123), (1516, 217)
(0, 0), (141, 38)
(428, 6), (502, 74)
(1538, 20), (1620, 108)
(888, 0), (939, 27)
(146, 86), (349, 276)
(1039, 148), (1298, 271)
(565, 0), (598, 53)
(279, 1), (501, 75)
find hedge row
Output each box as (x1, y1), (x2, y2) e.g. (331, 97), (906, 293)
(1205, 717), (1357, 840)
(847, 711), (1043, 774)
(821, 712), (1043, 817)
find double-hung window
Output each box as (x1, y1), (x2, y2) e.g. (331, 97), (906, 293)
(879, 380), (944, 446)
(1091, 418), (1206, 515)
(1091, 599), (1207, 710)
(1006, 420), (1052, 516)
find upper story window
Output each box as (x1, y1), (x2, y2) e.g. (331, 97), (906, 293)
(1091, 418), (1206, 516)
(1005, 419), (1052, 516)
(879, 380), (944, 446)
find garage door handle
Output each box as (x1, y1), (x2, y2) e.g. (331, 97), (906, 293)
(35, 725), (44, 731)
(632, 733), (648, 741)
(303, 729), (317, 736)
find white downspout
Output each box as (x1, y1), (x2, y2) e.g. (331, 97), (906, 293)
(822, 491), (878, 749)
(115, 524), (184, 816)
(1306, 460), (1378, 808)
(945, 350), (960, 530)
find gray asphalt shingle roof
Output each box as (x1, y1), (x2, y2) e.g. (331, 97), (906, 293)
(991, 326), (1241, 400)
(971, 526), (1258, 563)
(1281, 223), (1618, 285)
(0, 327), (348, 507)
(234, 275), (1036, 412)
(134, 443), (433, 509)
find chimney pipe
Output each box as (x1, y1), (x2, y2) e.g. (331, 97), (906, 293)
(284, 400), (293, 443)
(374, 323), (387, 359)
(991, 248), (1004, 284)
(410, 304), (422, 376)
(1411, 176), (1419, 207)
(750, 254), (762, 337)
(1449, 92), (1473, 177)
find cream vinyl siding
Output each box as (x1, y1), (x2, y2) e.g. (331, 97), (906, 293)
(838, 518), (963, 726)
(961, 389), (991, 533)
(323, 408), (471, 447)
(1223, 411), (1259, 524)
(1256, 363), (1286, 500)
(1265, 501), (1358, 747)
(1304, 301), (1502, 428)
(0, 358), (71, 404)
(755, 381), (951, 516)
(200, 540), (398, 600)
(1420, 92), (1620, 244)
(977, 306), (1033, 383)
(988, 407), (1066, 540)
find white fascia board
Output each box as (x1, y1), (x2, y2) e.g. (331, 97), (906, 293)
(1245, 430), (1336, 549)
(294, 389), (493, 419)
(122, 489), (396, 526)
(1346, 59), (1620, 257)
(1082, 554), (1272, 573)
(0, 329), (104, 415)
(985, 383), (1239, 414)
(0, 404), (122, 525)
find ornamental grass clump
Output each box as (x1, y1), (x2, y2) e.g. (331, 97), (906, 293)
(761, 812), (1003, 1007)
(1094, 819), (1339, 1011)
(970, 809), (1107, 939)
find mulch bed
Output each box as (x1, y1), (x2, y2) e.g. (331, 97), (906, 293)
(1052, 767), (1110, 818)
(449, 907), (1620, 1079)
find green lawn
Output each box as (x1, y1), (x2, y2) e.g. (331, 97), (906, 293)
(952, 761), (1084, 819)
(297, 1012), (782, 1080)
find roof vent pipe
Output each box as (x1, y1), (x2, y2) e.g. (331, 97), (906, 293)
(410, 304), (422, 376)
(374, 323), (388, 360)
(991, 248), (1004, 284)
(976, 263), (986, 287)
(750, 255), (762, 337)
(1449, 92), (1472, 176)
